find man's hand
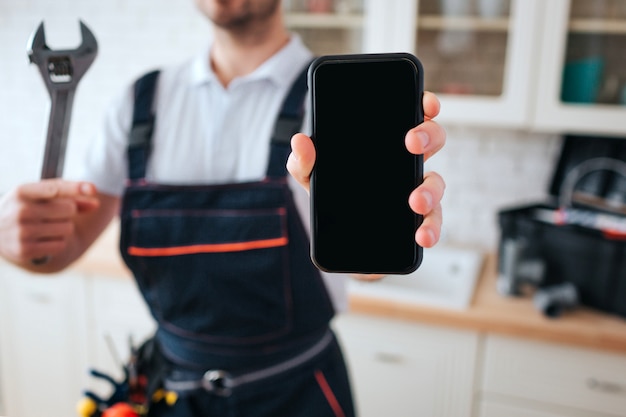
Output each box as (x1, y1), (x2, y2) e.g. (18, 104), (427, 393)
(287, 91), (446, 249)
(0, 179), (100, 269)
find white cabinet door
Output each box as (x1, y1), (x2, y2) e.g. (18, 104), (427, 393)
(84, 276), (156, 388)
(0, 265), (89, 417)
(333, 313), (479, 417)
(532, 0), (626, 137)
(482, 335), (626, 417)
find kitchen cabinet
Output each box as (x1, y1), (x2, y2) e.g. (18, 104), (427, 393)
(415, 0), (541, 128)
(409, 0), (626, 135)
(287, 0), (540, 128)
(479, 334), (626, 417)
(332, 313), (479, 417)
(0, 265), (90, 417)
(0, 264), (156, 417)
(291, 0), (626, 136)
(335, 311), (626, 417)
(533, 0), (626, 137)
(0, 352), (4, 416)
(84, 275), (156, 388)
(286, 0), (539, 128)
(284, 0), (366, 55)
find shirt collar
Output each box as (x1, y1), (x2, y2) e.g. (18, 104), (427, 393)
(189, 34), (313, 89)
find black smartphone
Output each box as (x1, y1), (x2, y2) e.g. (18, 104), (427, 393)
(309, 53), (424, 274)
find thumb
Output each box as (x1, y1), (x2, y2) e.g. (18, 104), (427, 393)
(287, 133), (316, 193)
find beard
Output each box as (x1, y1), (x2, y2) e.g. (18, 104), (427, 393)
(198, 0), (282, 31)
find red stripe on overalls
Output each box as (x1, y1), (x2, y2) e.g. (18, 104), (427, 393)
(128, 237), (289, 256)
(315, 370), (346, 417)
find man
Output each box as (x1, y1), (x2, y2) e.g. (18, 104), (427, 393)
(0, 0), (446, 416)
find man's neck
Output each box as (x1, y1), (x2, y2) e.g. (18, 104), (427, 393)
(210, 13), (290, 87)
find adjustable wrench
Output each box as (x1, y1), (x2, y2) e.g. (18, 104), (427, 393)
(27, 20), (98, 179)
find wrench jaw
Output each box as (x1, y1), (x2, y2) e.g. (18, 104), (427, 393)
(26, 22), (47, 64)
(27, 20), (98, 94)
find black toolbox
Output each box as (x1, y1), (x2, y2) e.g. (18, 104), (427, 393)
(497, 135), (626, 318)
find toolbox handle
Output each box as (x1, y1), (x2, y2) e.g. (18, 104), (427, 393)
(559, 157), (626, 214)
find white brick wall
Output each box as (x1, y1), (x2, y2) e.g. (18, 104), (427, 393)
(0, 0), (562, 251)
(431, 125), (562, 249)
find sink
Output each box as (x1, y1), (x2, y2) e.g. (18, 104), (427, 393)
(347, 246), (484, 310)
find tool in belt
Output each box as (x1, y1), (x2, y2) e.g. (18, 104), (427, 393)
(77, 337), (176, 417)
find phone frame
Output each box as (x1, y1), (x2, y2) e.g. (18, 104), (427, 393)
(308, 53), (425, 274)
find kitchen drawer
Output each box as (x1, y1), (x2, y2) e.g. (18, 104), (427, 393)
(480, 400), (589, 417)
(482, 335), (626, 416)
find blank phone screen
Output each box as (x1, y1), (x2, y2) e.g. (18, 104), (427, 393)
(310, 55), (423, 274)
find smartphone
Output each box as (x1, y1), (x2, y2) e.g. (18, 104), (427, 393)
(309, 53), (424, 274)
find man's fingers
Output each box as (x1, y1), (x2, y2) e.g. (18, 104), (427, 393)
(405, 120), (446, 162)
(6, 218), (74, 261)
(415, 203), (442, 248)
(16, 180), (100, 214)
(19, 220), (74, 241)
(19, 237), (69, 261)
(287, 133), (316, 193)
(17, 180), (96, 202)
(410, 171), (445, 248)
(423, 91), (441, 121)
(17, 199), (78, 222)
(409, 171), (445, 215)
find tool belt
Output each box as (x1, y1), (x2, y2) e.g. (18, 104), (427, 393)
(163, 329), (334, 397)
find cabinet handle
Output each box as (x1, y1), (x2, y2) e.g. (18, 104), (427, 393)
(586, 378), (625, 395)
(374, 351), (405, 364)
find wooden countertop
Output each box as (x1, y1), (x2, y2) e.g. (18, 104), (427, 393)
(350, 254), (626, 355)
(72, 222), (626, 355)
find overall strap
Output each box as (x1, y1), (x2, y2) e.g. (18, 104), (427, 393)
(128, 69), (160, 180)
(266, 62), (311, 178)
(127, 63), (310, 180)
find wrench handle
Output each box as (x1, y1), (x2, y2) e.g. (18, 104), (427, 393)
(41, 89), (75, 179)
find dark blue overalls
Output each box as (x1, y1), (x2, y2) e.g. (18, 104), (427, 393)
(118, 66), (356, 417)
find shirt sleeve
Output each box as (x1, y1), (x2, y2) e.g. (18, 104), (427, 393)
(79, 85), (134, 197)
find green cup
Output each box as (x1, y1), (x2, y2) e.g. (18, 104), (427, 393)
(561, 57), (605, 104)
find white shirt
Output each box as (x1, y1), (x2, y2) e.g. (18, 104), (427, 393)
(82, 35), (348, 311)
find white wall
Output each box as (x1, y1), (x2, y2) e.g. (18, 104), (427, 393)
(0, 0), (211, 186)
(0, 0), (562, 251)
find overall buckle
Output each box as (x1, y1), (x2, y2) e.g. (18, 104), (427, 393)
(202, 370), (232, 396)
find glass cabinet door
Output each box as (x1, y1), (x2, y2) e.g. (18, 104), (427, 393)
(282, 0), (539, 128)
(415, 0), (511, 97)
(283, 0), (366, 55)
(409, 0), (540, 127)
(561, 0), (626, 106)
(534, 0), (626, 137)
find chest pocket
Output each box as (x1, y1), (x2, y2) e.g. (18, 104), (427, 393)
(123, 184), (294, 344)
